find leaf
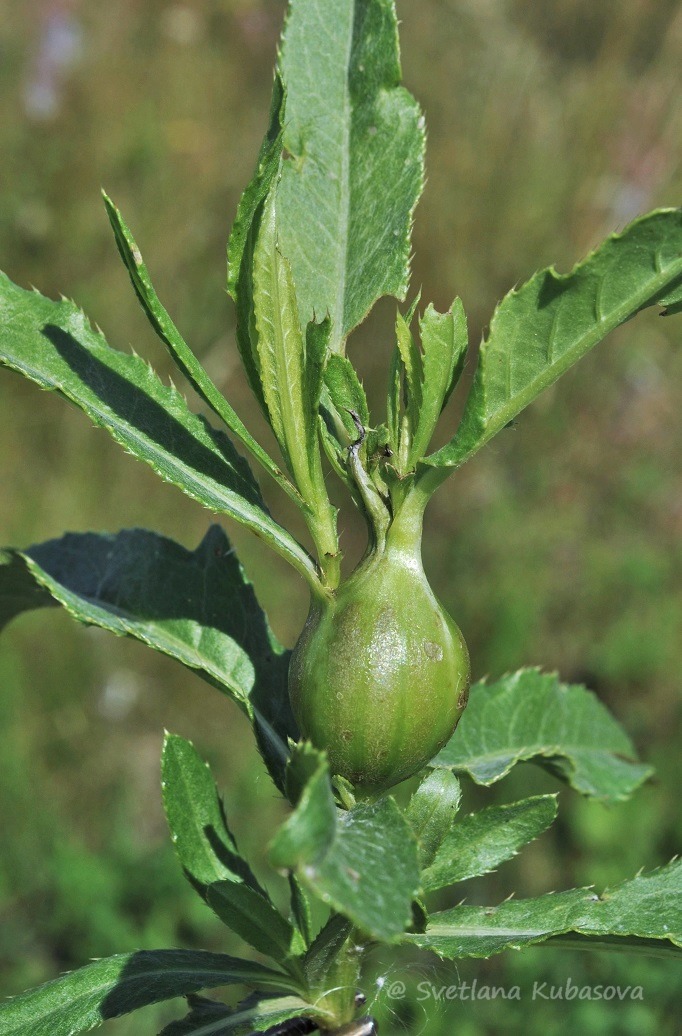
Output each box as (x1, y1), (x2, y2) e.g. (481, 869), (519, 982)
(405, 858), (682, 960)
(0, 527), (295, 789)
(421, 795), (558, 893)
(302, 914), (353, 987)
(227, 78), (284, 411)
(269, 747), (420, 941)
(0, 272), (321, 591)
(408, 301), (468, 467)
(252, 187), (333, 535)
(276, 0), (425, 352)
(102, 192), (299, 507)
(406, 770), (462, 869)
(323, 354), (370, 440)
(0, 950), (299, 1036)
(159, 993), (319, 1036)
(161, 734), (262, 892)
(434, 669), (652, 803)
(207, 883), (299, 966)
(427, 208), (682, 469)
(288, 874), (314, 949)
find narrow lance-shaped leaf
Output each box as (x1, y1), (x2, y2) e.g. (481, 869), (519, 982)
(405, 858), (682, 960)
(435, 669), (652, 803)
(0, 273), (322, 592)
(269, 745), (420, 942)
(0, 950), (300, 1036)
(0, 527), (296, 790)
(277, 0), (425, 352)
(427, 208), (682, 470)
(421, 795), (558, 893)
(102, 191), (301, 508)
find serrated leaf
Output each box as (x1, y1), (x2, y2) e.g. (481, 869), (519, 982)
(0, 950), (299, 1036)
(395, 310), (422, 430)
(405, 858), (682, 960)
(0, 272), (320, 590)
(435, 669), (652, 803)
(227, 78), (284, 412)
(406, 770), (462, 869)
(102, 192), (298, 507)
(269, 748), (420, 941)
(161, 734), (261, 893)
(288, 874), (314, 949)
(207, 882), (299, 966)
(0, 527), (295, 789)
(302, 914), (353, 988)
(408, 301), (468, 467)
(159, 993), (318, 1036)
(427, 208), (682, 469)
(276, 0), (425, 352)
(421, 795), (558, 892)
(323, 354), (370, 440)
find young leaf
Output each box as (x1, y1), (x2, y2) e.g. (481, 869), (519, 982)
(420, 795), (558, 892)
(405, 858), (682, 960)
(406, 770), (462, 869)
(276, 0), (425, 352)
(0, 527), (295, 789)
(426, 208), (682, 470)
(227, 77), (284, 412)
(302, 914), (353, 988)
(0, 950), (300, 1036)
(269, 747), (420, 941)
(159, 993), (320, 1036)
(323, 354), (371, 440)
(407, 301), (468, 467)
(435, 669), (653, 803)
(207, 882), (300, 965)
(0, 273), (322, 593)
(102, 192), (300, 507)
(288, 874), (314, 949)
(161, 733), (262, 893)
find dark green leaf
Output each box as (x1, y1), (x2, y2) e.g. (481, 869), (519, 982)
(421, 795), (558, 892)
(288, 874), (314, 949)
(427, 208), (682, 469)
(302, 914), (353, 988)
(406, 770), (462, 869)
(435, 669), (652, 803)
(0, 272), (320, 590)
(0, 950), (298, 1036)
(207, 882), (299, 965)
(276, 0), (425, 352)
(0, 527), (295, 789)
(269, 748), (420, 941)
(405, 859), (682, 960)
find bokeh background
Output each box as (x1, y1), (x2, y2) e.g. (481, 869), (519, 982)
(1, 1), (681, 1032)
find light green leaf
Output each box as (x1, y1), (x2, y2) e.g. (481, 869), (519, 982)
(421, 795), (558, 893)
(406, 770), (462, 869)
(0, 527), (295, 789)
(0, 950), (299, 1036)
(435, 669), (652, 803)
(161, 734), (262, 893)
(277, 0), (425, 352)
(102, 192), (299, 507)
(207, 883), (299, 966)
(427, 208), (682, 469)
(405, 859), (682, 960)
(408, 301), (468, 467)
(323, 354), (370, 440)
(159, 993), (321, 1036)
(0, 272), (320, 591)
(269, 747), (420, 941)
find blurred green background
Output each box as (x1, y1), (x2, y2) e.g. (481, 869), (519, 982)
(1, 0), (681, 1032)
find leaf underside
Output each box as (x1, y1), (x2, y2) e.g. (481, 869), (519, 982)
(435, 669), (652, 803)
(0, 526), (295, 789)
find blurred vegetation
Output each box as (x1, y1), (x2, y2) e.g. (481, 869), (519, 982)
(1, 0), (681, 1032)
